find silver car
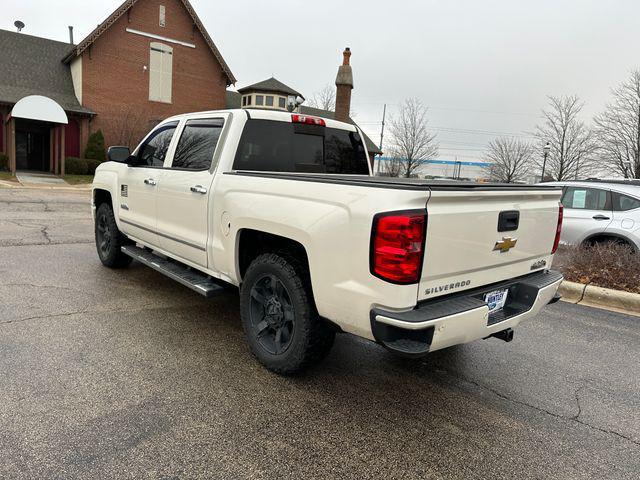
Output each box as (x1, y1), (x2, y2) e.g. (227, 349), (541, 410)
(545, 180), (640, 251)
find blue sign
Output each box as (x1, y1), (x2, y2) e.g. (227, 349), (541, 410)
(378, 157), (492, 168)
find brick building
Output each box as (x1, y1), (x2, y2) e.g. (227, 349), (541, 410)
(0, 0), (234, 174)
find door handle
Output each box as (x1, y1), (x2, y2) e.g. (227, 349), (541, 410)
(592, 215), (610, 220)
(190, 185), (208, 194)
(144, 178), (157, 186)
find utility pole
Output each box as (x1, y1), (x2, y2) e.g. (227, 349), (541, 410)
(376, 104), (386, 174)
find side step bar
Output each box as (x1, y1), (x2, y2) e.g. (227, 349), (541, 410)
(121, 245), (224, 298)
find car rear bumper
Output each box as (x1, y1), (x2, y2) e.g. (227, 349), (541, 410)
(370, 270), (563, 356)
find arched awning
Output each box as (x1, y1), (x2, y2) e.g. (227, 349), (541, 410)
(11, 95), (68, 124)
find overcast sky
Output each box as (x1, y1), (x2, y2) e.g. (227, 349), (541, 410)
(3, 0), (639, 162)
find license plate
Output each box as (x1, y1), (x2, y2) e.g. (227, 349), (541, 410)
(484, 289), (509, 314)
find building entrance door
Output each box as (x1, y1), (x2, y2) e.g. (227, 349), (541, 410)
(15, 120), (50, 171)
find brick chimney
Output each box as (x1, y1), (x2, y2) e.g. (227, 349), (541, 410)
(334, 47), (353, 122)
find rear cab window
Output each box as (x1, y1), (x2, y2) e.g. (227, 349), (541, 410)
(232, 119), (369, 175)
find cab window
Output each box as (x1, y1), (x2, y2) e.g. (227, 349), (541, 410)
(136, 122), (178, 167)
(171, 119), (224, 170)
(611, 191), (640, 211)
(233, 119), (369, 174)
(561, 187), (609, 210)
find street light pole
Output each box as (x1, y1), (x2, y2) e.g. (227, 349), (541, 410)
(376, 104), (386, 175)
(541, 142), (551, 182)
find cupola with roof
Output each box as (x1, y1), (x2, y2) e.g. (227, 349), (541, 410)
(236, 77), (304, 111)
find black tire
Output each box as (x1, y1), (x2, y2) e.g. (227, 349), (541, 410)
(95, 203), (133, 268)
(240, 253), (335, 374)
(584, 237), (635, 252)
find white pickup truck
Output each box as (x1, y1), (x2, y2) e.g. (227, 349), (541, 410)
(92, 109), (564, 374)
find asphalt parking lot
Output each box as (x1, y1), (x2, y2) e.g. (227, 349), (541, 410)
(0, 187), (638, 479)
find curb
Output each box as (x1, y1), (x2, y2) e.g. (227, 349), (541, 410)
(0, 182), (92, 192)
(558, 281), (640, 316)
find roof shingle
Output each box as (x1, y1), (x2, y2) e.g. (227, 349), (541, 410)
(0, 29), (93, 115)
(237, 77), (304, 99)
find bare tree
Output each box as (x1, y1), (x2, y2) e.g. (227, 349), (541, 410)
(106, 105), (148, 149)
(387, 98), (438, 178)
(594, 70), (640, 178)
(484, 137), (534, 183)
(377, 156), (405, 177)
(533, 95), (597, 180)
(307, 84), (335, 111)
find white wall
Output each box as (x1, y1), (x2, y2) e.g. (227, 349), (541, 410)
(70, 56), (82, 104)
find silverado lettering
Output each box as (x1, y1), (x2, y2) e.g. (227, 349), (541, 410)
(424, 280), (472, 296)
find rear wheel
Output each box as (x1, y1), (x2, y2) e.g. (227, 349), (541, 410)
(584, 236), (635, 252)
(240, 253), (335, 374)
(95, 203), (133, 268)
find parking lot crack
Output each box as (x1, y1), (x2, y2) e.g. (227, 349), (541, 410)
(0, 240), (93, 248)
(443, 368), (640, 447)
(0, 303), (174, 327)
(571, 385), (584, 420)
(1, 309), (89, 325)
(40, 225), (51, 244)
(460, 375), (565, 418)
(6, 220), (52, 244)
(572, 418), (639, 445)
(1, 283), (86, 293)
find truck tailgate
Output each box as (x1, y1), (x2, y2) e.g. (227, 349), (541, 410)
(418, 187), (562, 302)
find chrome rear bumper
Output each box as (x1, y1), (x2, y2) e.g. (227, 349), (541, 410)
(370, 270), (563, 356)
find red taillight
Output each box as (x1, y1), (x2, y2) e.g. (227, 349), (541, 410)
(371, 211), (427, 284)
(291, 114), (326, 126)
(551, 203), (563, 254)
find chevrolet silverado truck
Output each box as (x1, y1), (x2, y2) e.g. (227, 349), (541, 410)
(92, 109), (564, 374)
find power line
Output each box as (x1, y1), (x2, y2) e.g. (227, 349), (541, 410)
(439, 147), (486, 151)
(429, 126), (536, 138)
(351, 100), (541, 118)
(358, 121), (536, 139)
(438, 139), (491, 147)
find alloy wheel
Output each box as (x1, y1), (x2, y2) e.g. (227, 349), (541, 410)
(249, 274), (295, 355)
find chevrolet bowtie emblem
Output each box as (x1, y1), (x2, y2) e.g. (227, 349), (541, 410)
(493, 236), (518, 253)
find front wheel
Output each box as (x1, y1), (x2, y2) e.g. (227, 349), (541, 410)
(240, 253), (335, 374)
(95, 203), (133, 268)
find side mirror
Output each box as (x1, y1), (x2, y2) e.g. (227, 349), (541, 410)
(107, 146), (132, 163)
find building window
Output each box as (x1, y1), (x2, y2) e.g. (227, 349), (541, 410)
(255, 95), (264, 106)
(265, 96), (274, 107)
(278, 97), (286, 109)
(242, 96), (247, 106)
(159, 5), (166, 27)
(149, 42), (173, 103)
(246, 95), (252, 106)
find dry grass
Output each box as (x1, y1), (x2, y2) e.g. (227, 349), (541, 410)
(63, 175), (94, 185)
(553, 243), (640, 294)
(0, 172), (18, 183)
